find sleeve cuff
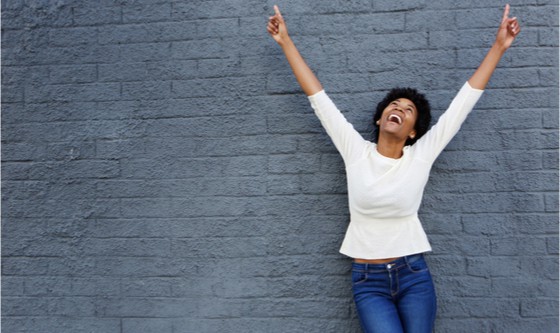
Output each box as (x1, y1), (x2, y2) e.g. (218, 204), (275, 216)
(465, 81), (484, 93)
(307, 89), (327, 101)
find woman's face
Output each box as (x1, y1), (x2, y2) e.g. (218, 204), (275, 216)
(378, 98), (418, 141)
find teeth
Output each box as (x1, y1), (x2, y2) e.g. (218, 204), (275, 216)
(388, 114), (402, 124)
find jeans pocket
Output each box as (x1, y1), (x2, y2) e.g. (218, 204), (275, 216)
(406, 257), (429, 273)
(351, 270), (368, 285)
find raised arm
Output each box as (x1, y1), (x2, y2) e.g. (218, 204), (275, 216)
(267, 5), (323, 96)
(468, 4), (521, 90)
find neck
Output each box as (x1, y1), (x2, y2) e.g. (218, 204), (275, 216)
(376, 136), (407, 159)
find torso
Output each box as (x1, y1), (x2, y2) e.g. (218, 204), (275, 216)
(354, 257), (400, 264)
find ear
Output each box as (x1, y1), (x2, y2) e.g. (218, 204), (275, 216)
(409, 130), (416, 139)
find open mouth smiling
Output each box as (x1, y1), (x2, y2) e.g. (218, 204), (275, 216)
(387, 114), (403, 125)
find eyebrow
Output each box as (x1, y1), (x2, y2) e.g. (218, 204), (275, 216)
(395, 99), (416, 111)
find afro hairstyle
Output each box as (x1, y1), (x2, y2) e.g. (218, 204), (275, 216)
(372, 87), (431, 146)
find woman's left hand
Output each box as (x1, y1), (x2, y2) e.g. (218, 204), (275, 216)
(495, 4), (521, 51)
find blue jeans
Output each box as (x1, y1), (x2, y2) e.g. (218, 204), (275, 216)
(351, 254), (437, 333)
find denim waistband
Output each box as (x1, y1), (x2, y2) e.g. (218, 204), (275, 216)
(352, 253), (424, 272)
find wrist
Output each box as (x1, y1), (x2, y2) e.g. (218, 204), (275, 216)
(492, 41), (508, 54)
(278, 36), (293, 48)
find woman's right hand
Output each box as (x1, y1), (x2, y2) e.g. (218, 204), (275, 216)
(267, 5), (290, 45)
(266, 5), (322, 95)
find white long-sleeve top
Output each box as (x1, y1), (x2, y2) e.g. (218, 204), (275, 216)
(308, 82), (484, 259)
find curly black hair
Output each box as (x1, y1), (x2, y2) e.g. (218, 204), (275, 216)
(372, 87), (432, 146)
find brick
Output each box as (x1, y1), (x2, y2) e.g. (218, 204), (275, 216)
(430, 235), (491, 256)
(197, 18), (240, 38)
(2, 276), (24, 296)
(48, 64), (97, 84)
(122, 80), (172, 100)
(143, 115), (267, 137)
(2, 258), (49, 276)
(46, 141), (97, 160)
(119, 196), (269, 218)
(496, 171), (559, 192)
(544, 192), (559, 212)
(2, 142), (46, 161)
(1, 101), (97, 124)
(435, 318), (491, 333)
(73, 5), (122, 25)
(96, 177), (266, 198)
(301, 173), (348, 194)
(98, 22), (196, 44)
(420, 213), (463, 235)
(198, 58), (242, 78)
(96, 297), (198, 317)
(456, 8), (505, 29)
(298, 12), (405, 36)
(374, 0), (426, 11)
(1, 84), (24, 103)
(266, 175), (302, 195)
(171, 237), (268, 258)
(48, 297), (97, 316)
(428, 256), (468, 277)
(462, 214), (514, 236)
(542, 106), (558, 127)
(94, 257), (189, 277)
(405, 10), (455, 31)
(122, 3), (171, 23)
(491, 318), (559, 333)
(119, 42), (172, 62)
(2, 65), (49, 86)
(82, 238), (171, 257)
(140, 135), (296, 159)
(172, 39), (225, 60)
(496, 150), (543, 171)
(49, 27), (98, 47)
(171, 0), (267, 20)
(1, 317), (120, 333)
(540, 67), (559, 89)
(539, 28), (559, 46)
(466, 256), (521, 277)
(25, 44), (120, 66)
(121, 156), (267, 179)
(1, 11), (23, 30)
(514, 214), (558, 235)
(490, 237), (548, 255)
(121, 278), (174, 297)
(1, 218), (48, 239)
(523, 5), (559, 27)
(23, 277), (120, 296)
(25, 82), (121, 103)
(268, 153), (321, 174)
(434, 150), (499, 172)
(427, 171), (497, 194)
(440, 297), (521, 318)
(172, 76), (266, 98)
(123, 318), (173, 333)
(547, 237), (559, 254)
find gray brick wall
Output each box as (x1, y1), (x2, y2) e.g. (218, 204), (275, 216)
(2, 0), (558, 332)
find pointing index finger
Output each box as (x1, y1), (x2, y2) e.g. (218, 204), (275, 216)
(274, 5), (282, 18)
(502, 4), (510, 23)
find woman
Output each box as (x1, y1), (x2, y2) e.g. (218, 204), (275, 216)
(267, 4), (520, 333)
